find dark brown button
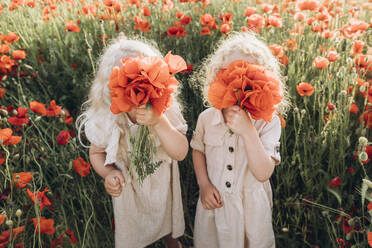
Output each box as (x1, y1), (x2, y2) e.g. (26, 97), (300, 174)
(227, 165), (232, 170)
(225, 181), (231, 188)
(228, 146), (234, 152)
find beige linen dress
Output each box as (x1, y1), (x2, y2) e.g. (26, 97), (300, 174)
(190, 107), (281, 248)
(84, 103), (187, 248)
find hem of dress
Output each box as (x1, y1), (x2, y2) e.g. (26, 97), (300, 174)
(118, 229), (182, 248)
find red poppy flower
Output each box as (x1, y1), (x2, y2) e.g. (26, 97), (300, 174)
(350, 40), (364, 57)
(30, 101), (47, 116)
(200, 26), (211, 35)
(65, 229), (78, 244)
(219, 13), (233, 23)
(328, 176), (341, 187)
(349, 102), (359, 114)
(0, 226), (24, 247)
(32, 217), (55, 235)
(73, 157), (91, 177)
(359, 110), (372, 129)
(82, 4), (97, 16)
(134, 16), (151, 33)
(244, 7), (256, 17)
(367, 202), (372, 211)
(0, 214), (6, 225)
(0, 88), (5, 99)
(5, 32), (19, 44)
(296, 82), (314, 96)
(62, 109), (73, 125)
(294, 12), (306, 21)
(296, 0), (319, 11)
(50, 234), (64, 248)
(66, 20), (80, 32)
(181, 16), (191, 25)
(47, 100), (62, 117)
(200, 14), (217, 30)
(0, 55), (16, 74)
(247, 14), (265, 32)
(7, 107), (29, 126)
(27, 188), (52, 211)
(267, 15), (282, 28)
(0, 45), (9, 54)
(368, 232), (372, 247)
(327, 51), (340, 62)
(11, 50), (26, 60)
(167, 24), (187, 37)
(108, 53), (186, 116)
(208, 60), (283, 122)
(56, 130), (71, 145)
(220, 23), (231, 34)
(327, 102), (335, 111)
(13, 172), (32, 188)
(355, 54), (372, 75)
(313, 56), (329, 69)
(141, 6), (150, 16)
(0, 128), (22, 145)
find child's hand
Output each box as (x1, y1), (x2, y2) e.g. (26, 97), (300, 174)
(199, 182), (223, 210)
(135, 105), (162, 126)
(224, 105), (253, 136)
(104, 169), (125, 197)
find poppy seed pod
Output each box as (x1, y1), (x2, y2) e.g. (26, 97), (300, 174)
(0, 109), (8, 116)
(5, 219), (13, 227)
(340, 90), (347, 96)
(16, 209), (22, 217)
(13, 153), (19, 160)
(358, 136), (368, 146)
(282, 227), (289, 232)
(362, 178), (372, 189)
(358, 151), (368, 162)
(12, 109), (18, 116)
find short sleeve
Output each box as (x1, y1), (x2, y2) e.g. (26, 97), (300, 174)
(165, 101), (188, 135)
(190, 114), (205, 153)
(259, 115), (281, 165)
(85, 117), (109, 148)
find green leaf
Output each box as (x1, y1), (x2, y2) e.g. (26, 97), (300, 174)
(326, 187), (342, 206)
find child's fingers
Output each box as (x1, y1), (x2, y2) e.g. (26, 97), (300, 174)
(106, 186), (122, 197)
(230, 105), (240, 112)
(116, 174), (125, 186)
(110, 176), (120, 187)
(206, 194), (219, 209)
(213, 188), (223, 206)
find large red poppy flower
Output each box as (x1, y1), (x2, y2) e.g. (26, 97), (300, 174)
(208, 60), (283, 122)
(108, 52), (186, 116)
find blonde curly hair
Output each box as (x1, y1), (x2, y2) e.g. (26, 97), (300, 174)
(76, 34), (163, 148)
(192, 31), (291, 116)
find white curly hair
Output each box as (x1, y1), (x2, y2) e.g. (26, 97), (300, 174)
(76, 34), (164, 148)
(195, 31), (291, 116)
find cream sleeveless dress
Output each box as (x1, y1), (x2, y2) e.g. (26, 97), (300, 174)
(190, 107), (281, 248)
(85, 103), (187, 248)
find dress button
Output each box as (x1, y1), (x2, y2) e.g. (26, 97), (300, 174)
(228, 146), (234, 152)
(227, 164), (232, 170)
(225, 181), (231, 188)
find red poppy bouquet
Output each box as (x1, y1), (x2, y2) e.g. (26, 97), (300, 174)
(208, 60), (283, 122)
(108, 52), (186, 183)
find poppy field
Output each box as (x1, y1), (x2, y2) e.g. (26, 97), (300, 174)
(0, 0), (372, 247)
